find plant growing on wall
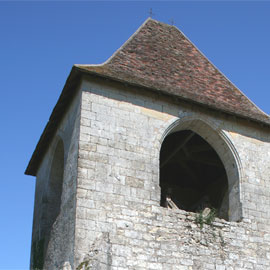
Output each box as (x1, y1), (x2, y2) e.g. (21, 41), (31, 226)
(77, 260), (91, 270)
(195, 207), (216, 229)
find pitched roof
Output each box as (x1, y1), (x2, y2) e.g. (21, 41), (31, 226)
(26, 18), (270, 176)
(77, 18), (270, 125)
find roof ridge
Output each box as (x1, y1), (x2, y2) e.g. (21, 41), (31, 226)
(103, 17), (154, 66)
(75, 19), (270, 125)
(25, 19), (270, 176)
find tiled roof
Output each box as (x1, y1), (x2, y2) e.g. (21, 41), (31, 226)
(26, 18), (270, 176)
(77, 18), (270, 125)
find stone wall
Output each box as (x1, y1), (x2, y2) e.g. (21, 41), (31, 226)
(31, 89), (81, 270)
(74, 77), (270, 270)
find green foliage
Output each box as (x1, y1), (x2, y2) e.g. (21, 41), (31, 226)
(32, 238), (45, 270)
(195, 210), (204, 229)
(195, 208), (216, 229)
(77, 260), (91, 270)
(205, 208), (216, 225)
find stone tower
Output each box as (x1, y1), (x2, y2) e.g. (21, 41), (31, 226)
(26, 18), (270, 270)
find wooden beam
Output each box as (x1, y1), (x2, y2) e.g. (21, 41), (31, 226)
(161, 132), (194, 168)
(188, 144), (212, 153)
(166, 197), (179, 210)
(190, 155), (223, 167)
(182, 145), (191, 158)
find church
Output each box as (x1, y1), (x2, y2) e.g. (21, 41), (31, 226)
(26, 18), (270, 270)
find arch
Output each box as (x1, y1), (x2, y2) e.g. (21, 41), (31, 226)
(159, 115), (242, 222)
(38, 138), (65, 269)
(46, 138), (64, 233)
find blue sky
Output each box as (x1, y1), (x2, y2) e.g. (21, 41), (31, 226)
(0, 1), (269, 269)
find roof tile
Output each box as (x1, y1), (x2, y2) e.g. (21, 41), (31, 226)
(78, 18), (270, 125)
(25, 18), (270, 176)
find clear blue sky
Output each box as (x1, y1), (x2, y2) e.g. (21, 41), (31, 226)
(0, 1), (269, 269)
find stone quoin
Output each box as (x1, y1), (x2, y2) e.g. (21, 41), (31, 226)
(26, 18), (270, 270)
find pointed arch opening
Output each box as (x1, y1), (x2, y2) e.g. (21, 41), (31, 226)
(159, 118), (242, 222)
(35, 139), (65, 269)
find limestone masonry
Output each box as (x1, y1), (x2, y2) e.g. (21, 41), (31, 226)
(26, 18), (270, 270)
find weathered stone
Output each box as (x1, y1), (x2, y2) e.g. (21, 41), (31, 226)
(27, 20), (270, 270)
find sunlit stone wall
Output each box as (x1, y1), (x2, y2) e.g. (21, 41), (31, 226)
(73, 78), (270, 270)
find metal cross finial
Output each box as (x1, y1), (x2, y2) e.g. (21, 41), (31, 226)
(148, 8), (154, 18)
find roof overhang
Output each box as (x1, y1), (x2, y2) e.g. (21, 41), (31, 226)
(25, 67), (82, 176)
(25, 65), (270, 176)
